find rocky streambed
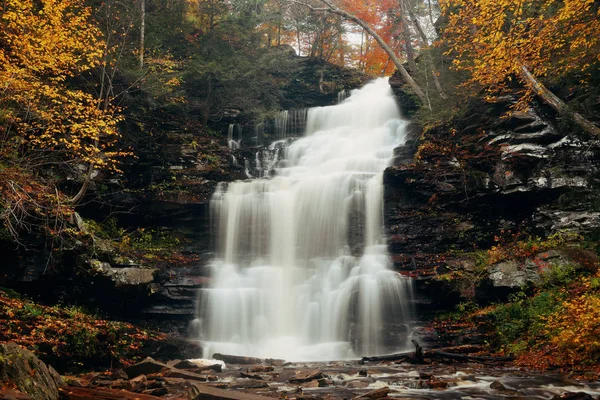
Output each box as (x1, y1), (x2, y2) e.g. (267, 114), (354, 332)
(59, 355), (600, 400)
(2, 339), (600, 400)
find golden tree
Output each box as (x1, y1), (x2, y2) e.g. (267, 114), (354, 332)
(441, 0), (600, 136)
(0, 0), (124, 240)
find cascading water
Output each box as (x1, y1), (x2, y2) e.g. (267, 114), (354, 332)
(196, 78), (414, 361)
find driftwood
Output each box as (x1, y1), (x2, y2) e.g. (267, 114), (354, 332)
(362, 341), (513, 363)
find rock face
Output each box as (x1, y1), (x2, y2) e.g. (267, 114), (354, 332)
(383, 96), (600, 308)
(0, 342), (63, 400)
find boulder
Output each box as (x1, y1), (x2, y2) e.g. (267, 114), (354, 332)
(487, 260), (541, 288)
(289, 369), (323, 383)
(123, 358), (168, 379)
(0, 342), (63, 400)
(90, 260), (157, 287)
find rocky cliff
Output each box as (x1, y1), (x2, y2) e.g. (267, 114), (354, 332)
(384, 85), (600, 311)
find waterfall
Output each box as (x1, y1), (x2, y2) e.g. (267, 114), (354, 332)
(196, 78), (414, 361)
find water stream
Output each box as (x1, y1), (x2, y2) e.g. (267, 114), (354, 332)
(195, 78), (414, 361)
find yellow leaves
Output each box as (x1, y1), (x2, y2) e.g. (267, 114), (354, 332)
(443, 0), (600, 98)
(0, 0), (126, 173)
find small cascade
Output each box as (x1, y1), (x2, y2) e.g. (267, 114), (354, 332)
(197, 78), (414, 361)
(227, 124), (242, 150)
(338, 89), (348, 104)
(273, 109), (308, 140)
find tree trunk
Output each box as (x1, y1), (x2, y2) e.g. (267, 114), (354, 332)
(404, 0), (447, 99)
(519, 65), (600, 137)
(312, 0), (429, 106)
(140, 0), (145, 69)
(398, 1), (416, 72)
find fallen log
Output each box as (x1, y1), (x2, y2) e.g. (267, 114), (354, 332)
(361, 350), (415, 362)
(361, 342), (513, 363)
(426, 350), (514, 362)
(212, 353), (284, 365)
(59, 387), (184, 400)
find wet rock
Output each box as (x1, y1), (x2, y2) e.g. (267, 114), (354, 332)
(124, 357), (169, 379)
(358, 370), (368, 377)
(302, 380), (320, 389)
(163, 369), (209, 382)
(418, 372), (432, 380)
(229, 379), (269, 389)
(64, 378), (84, 388)
(110, 370), (129, 381)
(0, 342), (62, 400)
(275, 370), (297, 382)
(249, 366), (274, 373)
(551, 392), (595, 400)
(109, 380), (133, 391)
(289, 369), (324, 383)
(352, 387), (390, 399)
(192, 383), (275, 400)
(346, 381), (370, 389)
(417, 379), (449, 389)
(240, 372), (264, 380)
(90, 260), (157, 287)
(145, 387), (169, 396)
(129, 375), (147, 385)
(487, 260), (541, 288)
(490, 380), (506, 390)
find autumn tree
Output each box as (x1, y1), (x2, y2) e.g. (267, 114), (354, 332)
(289, 0), (429, 105)
(0, 0), (124, 241)
(441, 0), (600, 136)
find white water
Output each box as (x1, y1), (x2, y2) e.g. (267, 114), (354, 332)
(196, 78), (414, 361)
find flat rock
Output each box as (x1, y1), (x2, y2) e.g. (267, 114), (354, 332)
(189, 383), (274, 400)
(289, 369), (323, 383)
(124, 358), (169, 379)
(249, 366), (274, 373)
(275, 370), (297, 382)
(352, 387), (390, 399)
(163, 369), (209, 382)
(229, 379), (269, 389)
(346, 381), (370, 389)
(552, 393), (595, 400)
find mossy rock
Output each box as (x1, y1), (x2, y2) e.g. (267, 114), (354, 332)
(0, 342), (63, 400)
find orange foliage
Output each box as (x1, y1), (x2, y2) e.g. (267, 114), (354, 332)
(340, 0), (398, 75)
(0, 290), (167, 367)
(516, 273), (600, 373)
